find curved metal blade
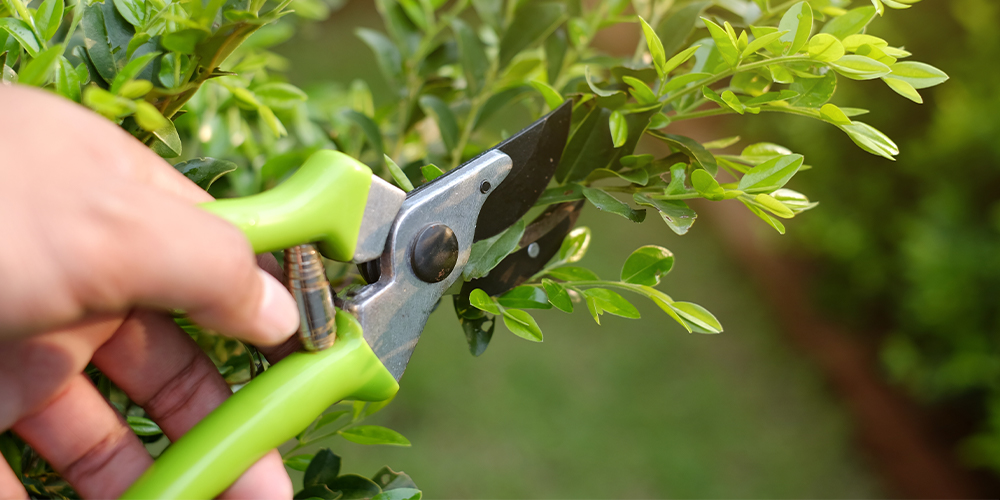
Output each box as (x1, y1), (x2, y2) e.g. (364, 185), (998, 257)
(462, 200), (584, 297)
(474, 100), (573, 241)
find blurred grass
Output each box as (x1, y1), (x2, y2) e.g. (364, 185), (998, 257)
(273, 2), (883, 497)
(323, 212), (881, 498)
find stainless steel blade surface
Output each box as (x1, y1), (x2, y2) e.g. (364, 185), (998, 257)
(473, 100), (573, 241)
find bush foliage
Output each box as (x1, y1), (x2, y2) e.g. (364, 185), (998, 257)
(0, 0), (947, 496)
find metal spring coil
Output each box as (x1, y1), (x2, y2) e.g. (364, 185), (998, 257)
(283, 244), (337, 351)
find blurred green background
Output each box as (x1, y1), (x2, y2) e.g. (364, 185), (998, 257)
(271, 0), (997, 497)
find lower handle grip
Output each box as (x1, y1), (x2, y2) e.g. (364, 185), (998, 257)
(120, 311), (398, 499)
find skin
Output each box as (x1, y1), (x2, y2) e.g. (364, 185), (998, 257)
(0, 85), (302, 499)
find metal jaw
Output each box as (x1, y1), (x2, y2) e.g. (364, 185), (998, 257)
(352, 176), (406, 263)
(339, 151), (513, 381)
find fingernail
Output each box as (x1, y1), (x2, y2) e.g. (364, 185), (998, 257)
(256, 269), (299, 344)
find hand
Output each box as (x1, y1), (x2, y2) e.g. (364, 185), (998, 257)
(0, 85), (299, 499)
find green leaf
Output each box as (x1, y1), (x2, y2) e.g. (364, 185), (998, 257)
(327, 474), (383, 500)
(384, 155), (413, 192)
(670, 302), (722, 333)
(691, 169), (725, 200)
(304, 448), (341, 487)
(882, 77), (922, 104)
(118, 79), (151, 99)
(582, 187), (646, 223)
(541, 279), (573, 313)
(463, 219), (525, 280)
(753, 193), (794, 218)
(81, 3), (117, 83)
(789, 69), (836, 107)
(820, 6), (877, 39)
(498, 2), (566, 69)
(584, 66), (621, 98)
(585, 288), (640, 319)
(888, 61), (949, 89)
(134, 101), (169, 131)
(633, 194), (698, 235)
(259, 106), (287, 137)
(808, 33), (844, 62)
(659, 71), (711, 96)
(741, 30), (786, 58)
(82, 85), (135, 118)
(638, 16), (666, 77)
(0, 432), (23, 478)
(0, 18), (40, 57)
(294, 485), (340, 500)
(829, 55), (891, 80)
(419, 95), (459, 152)
(342, 110), (385, 163)
(546, 266), (599, 282)
(655, 1), (709, 58)
(17, 43), (62, 86)
(609, 110), (627, 148)
(819, 103), (852, 125)
(544, 26), (567, 83)
(54, 56), (81, 101)
(255, 82), (308, 110)
(557, 226), (591, 264)
(452, 18), (488, 96)
(284, 454), (313, 472)
(474, 84), (534, 128)
(720, 90), (745, 115)
(314, 410), (350, 432)
(173, 158), (238, 191)
(838, 121), (898, 160)
(161, 28), (208, 55)
(357, 28), (403, 93)
(339, 426), (411, 446)
(454, 293), (495, 357)
(743, 90), (798, 106)
(621, 75), (657, 105)
(778, 1), (812, 55)
(373, 489), (422, 500)
(530, 80), (565, 110)
(420, 164), (444, 182)
(150, 118), (182, 158)
(647, 131), (717, 176)
(112, 0), (144, 27)
(737, 154), (803, 193)
(621, 245), (674, 285)
(371, 466), (419, 491)
(701, 17), (739, 67)
(158, 52), (193, 89)
(35, 0), (64, 41)
(498, 286), (552, 310)
(109, 51), (160, 95)
(555, 105), (615, 182)
(742, 199), (786, 234)
(502, 309), (543, 342)
(126, 416), (162, 436)
(739, 142), (793, 164)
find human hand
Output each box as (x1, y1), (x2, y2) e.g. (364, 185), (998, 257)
(0, 85), (299, 499)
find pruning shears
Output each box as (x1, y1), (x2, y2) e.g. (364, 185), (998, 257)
(121, 101), (577, 499)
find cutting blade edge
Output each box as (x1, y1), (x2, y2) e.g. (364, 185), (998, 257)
(473, 100), (573, 241)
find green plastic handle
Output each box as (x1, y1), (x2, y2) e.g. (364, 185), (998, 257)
(201, 150), (373, 261)
(121, 311), (399, 499)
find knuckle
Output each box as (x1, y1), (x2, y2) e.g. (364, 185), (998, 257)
(61, 424), (135, 486)
(140, 355), (217, 428)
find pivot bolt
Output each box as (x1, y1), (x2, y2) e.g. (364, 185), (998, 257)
(411, 224), (459, 283)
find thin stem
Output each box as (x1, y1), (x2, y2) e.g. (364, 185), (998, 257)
(660, 55), (809, 106)
(671, 104), (821, 123)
